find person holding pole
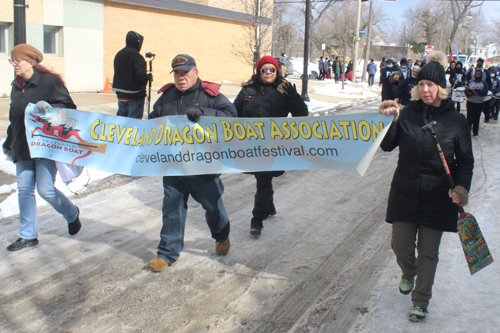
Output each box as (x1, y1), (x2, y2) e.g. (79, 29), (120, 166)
(378, 51), (474, 322)
(112, 31), (152, 119)
(3, 44), (82, 251)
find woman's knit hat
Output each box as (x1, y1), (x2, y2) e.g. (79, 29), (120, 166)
(256, 56), (279, 73)
(11, 44), (43, 64)
(416, 51), (447, 88)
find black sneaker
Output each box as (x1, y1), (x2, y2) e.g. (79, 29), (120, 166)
(7, 238), (39, 251)
(250, 217), (263, 236)
(68, 206), (81, 236)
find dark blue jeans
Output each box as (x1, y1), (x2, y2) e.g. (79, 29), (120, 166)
(157, 176), (230, 263)
(368, 74), (375, 86)
(117, 99), (145, 119)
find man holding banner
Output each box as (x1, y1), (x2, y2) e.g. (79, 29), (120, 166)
(147, 54), (237, 272)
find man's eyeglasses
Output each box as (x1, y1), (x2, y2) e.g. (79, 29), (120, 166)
(260, 67), (276, 74)
(8, 58), (24, 66)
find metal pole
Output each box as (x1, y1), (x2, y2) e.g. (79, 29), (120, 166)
(301, 0), (311, 102)
(14, 0), (27, 45)
(352, 0), (362, 83)
(361, 0), (374, 83)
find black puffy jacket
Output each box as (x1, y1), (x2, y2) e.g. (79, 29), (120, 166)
(380, 64), (402, 92)
(149, 79), (236, 118)
(112, 31), (148, 100)
(233, 76), (308, 118)
(395, 76), (416, 106)
(381, 99), (474, 232)
(4, 71), (76, 163)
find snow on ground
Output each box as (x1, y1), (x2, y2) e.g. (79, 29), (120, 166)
(2, 105), (498, 332)
(0, 139), (112, 219)
(310, 82), (379, 100)
(289, 58), (319, 76)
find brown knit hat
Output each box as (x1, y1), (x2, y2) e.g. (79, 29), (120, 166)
(11, 44), (43, 64)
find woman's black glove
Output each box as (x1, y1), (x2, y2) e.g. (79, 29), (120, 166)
(186, 108), (202, 122)
(282, 82), (300, 99)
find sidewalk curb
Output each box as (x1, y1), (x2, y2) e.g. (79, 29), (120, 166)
(311, 96), (381, 116)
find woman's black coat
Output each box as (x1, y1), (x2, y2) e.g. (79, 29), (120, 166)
(3, 71), (76, 162)
(233, 75), (308, 176)
(233, 77), (308, 118)
(381, 98), (474, 232)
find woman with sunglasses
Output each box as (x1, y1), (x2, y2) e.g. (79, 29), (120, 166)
(3, 44), (81, 251)
(233, 56), (308, 236)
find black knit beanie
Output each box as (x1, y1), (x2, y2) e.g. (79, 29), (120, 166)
(416, 51), (447, 88)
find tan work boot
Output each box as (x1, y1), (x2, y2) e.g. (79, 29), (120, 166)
(216, 238), (230, 255)
(148, 257), (177, 272)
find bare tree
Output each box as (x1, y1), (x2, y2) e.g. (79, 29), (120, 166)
(328, 2), (358, 89)
(486, 8), (500, 45)
(449, 0), (483, 44)
(272, 3), (299, 56)
(232, 0), (273, 71)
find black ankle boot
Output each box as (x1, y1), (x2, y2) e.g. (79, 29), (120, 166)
(68, 207), (81, 235)
(250, 217), (263, 236)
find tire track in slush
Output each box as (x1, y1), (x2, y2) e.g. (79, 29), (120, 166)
(253, 203), (388, 333)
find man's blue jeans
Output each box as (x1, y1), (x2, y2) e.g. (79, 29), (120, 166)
(16, 159), (79, 240)
(158, 176), (230, 263)
(117, 99), (145, 119)
(368, 74), (375, 86)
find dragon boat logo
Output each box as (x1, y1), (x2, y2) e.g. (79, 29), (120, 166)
(30, 109), (106, 164)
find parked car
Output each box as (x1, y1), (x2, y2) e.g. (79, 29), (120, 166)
(275, 57), (294, 77)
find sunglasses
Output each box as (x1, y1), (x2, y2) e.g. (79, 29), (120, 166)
(260, 67), (276, 74)
(8, 58), (24, 66)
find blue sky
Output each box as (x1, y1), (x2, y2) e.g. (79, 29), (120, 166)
(379, 0), (499, 22)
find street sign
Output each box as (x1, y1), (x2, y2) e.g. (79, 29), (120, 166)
(322, 44), (325, 50)
(425, 45), (434, 55)
(359, 30), (369, 34)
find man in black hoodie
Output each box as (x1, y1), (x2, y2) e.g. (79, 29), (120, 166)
(112, 31), (151, 119)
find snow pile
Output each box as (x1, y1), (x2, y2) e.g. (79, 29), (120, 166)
(310, 83), (379, 100)
(0, 139), (112, 219)
(304, 99), (344, 114)
(289, 58), (319, 76)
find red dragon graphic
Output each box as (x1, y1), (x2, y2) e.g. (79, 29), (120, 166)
(30, 112), (92, 164)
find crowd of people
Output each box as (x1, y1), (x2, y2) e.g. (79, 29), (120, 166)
(4, 32), (495, 324)
(377, 53), (500, 136)
(318, 56), (355, 82)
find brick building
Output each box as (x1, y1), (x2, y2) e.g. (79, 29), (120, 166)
(0, 0), (272, 96)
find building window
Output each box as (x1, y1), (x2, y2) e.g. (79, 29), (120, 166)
(44, 26), (62, 55)
(0, 23), (6, 54)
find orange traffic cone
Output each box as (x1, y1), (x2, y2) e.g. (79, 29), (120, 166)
(102, 77), (112, 93)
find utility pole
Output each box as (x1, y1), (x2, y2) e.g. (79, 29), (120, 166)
(361, 0), (374, 82)
(14, 0), (27, 45)
(352, 0), (362, 83)
(301, 0), (311, 102)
